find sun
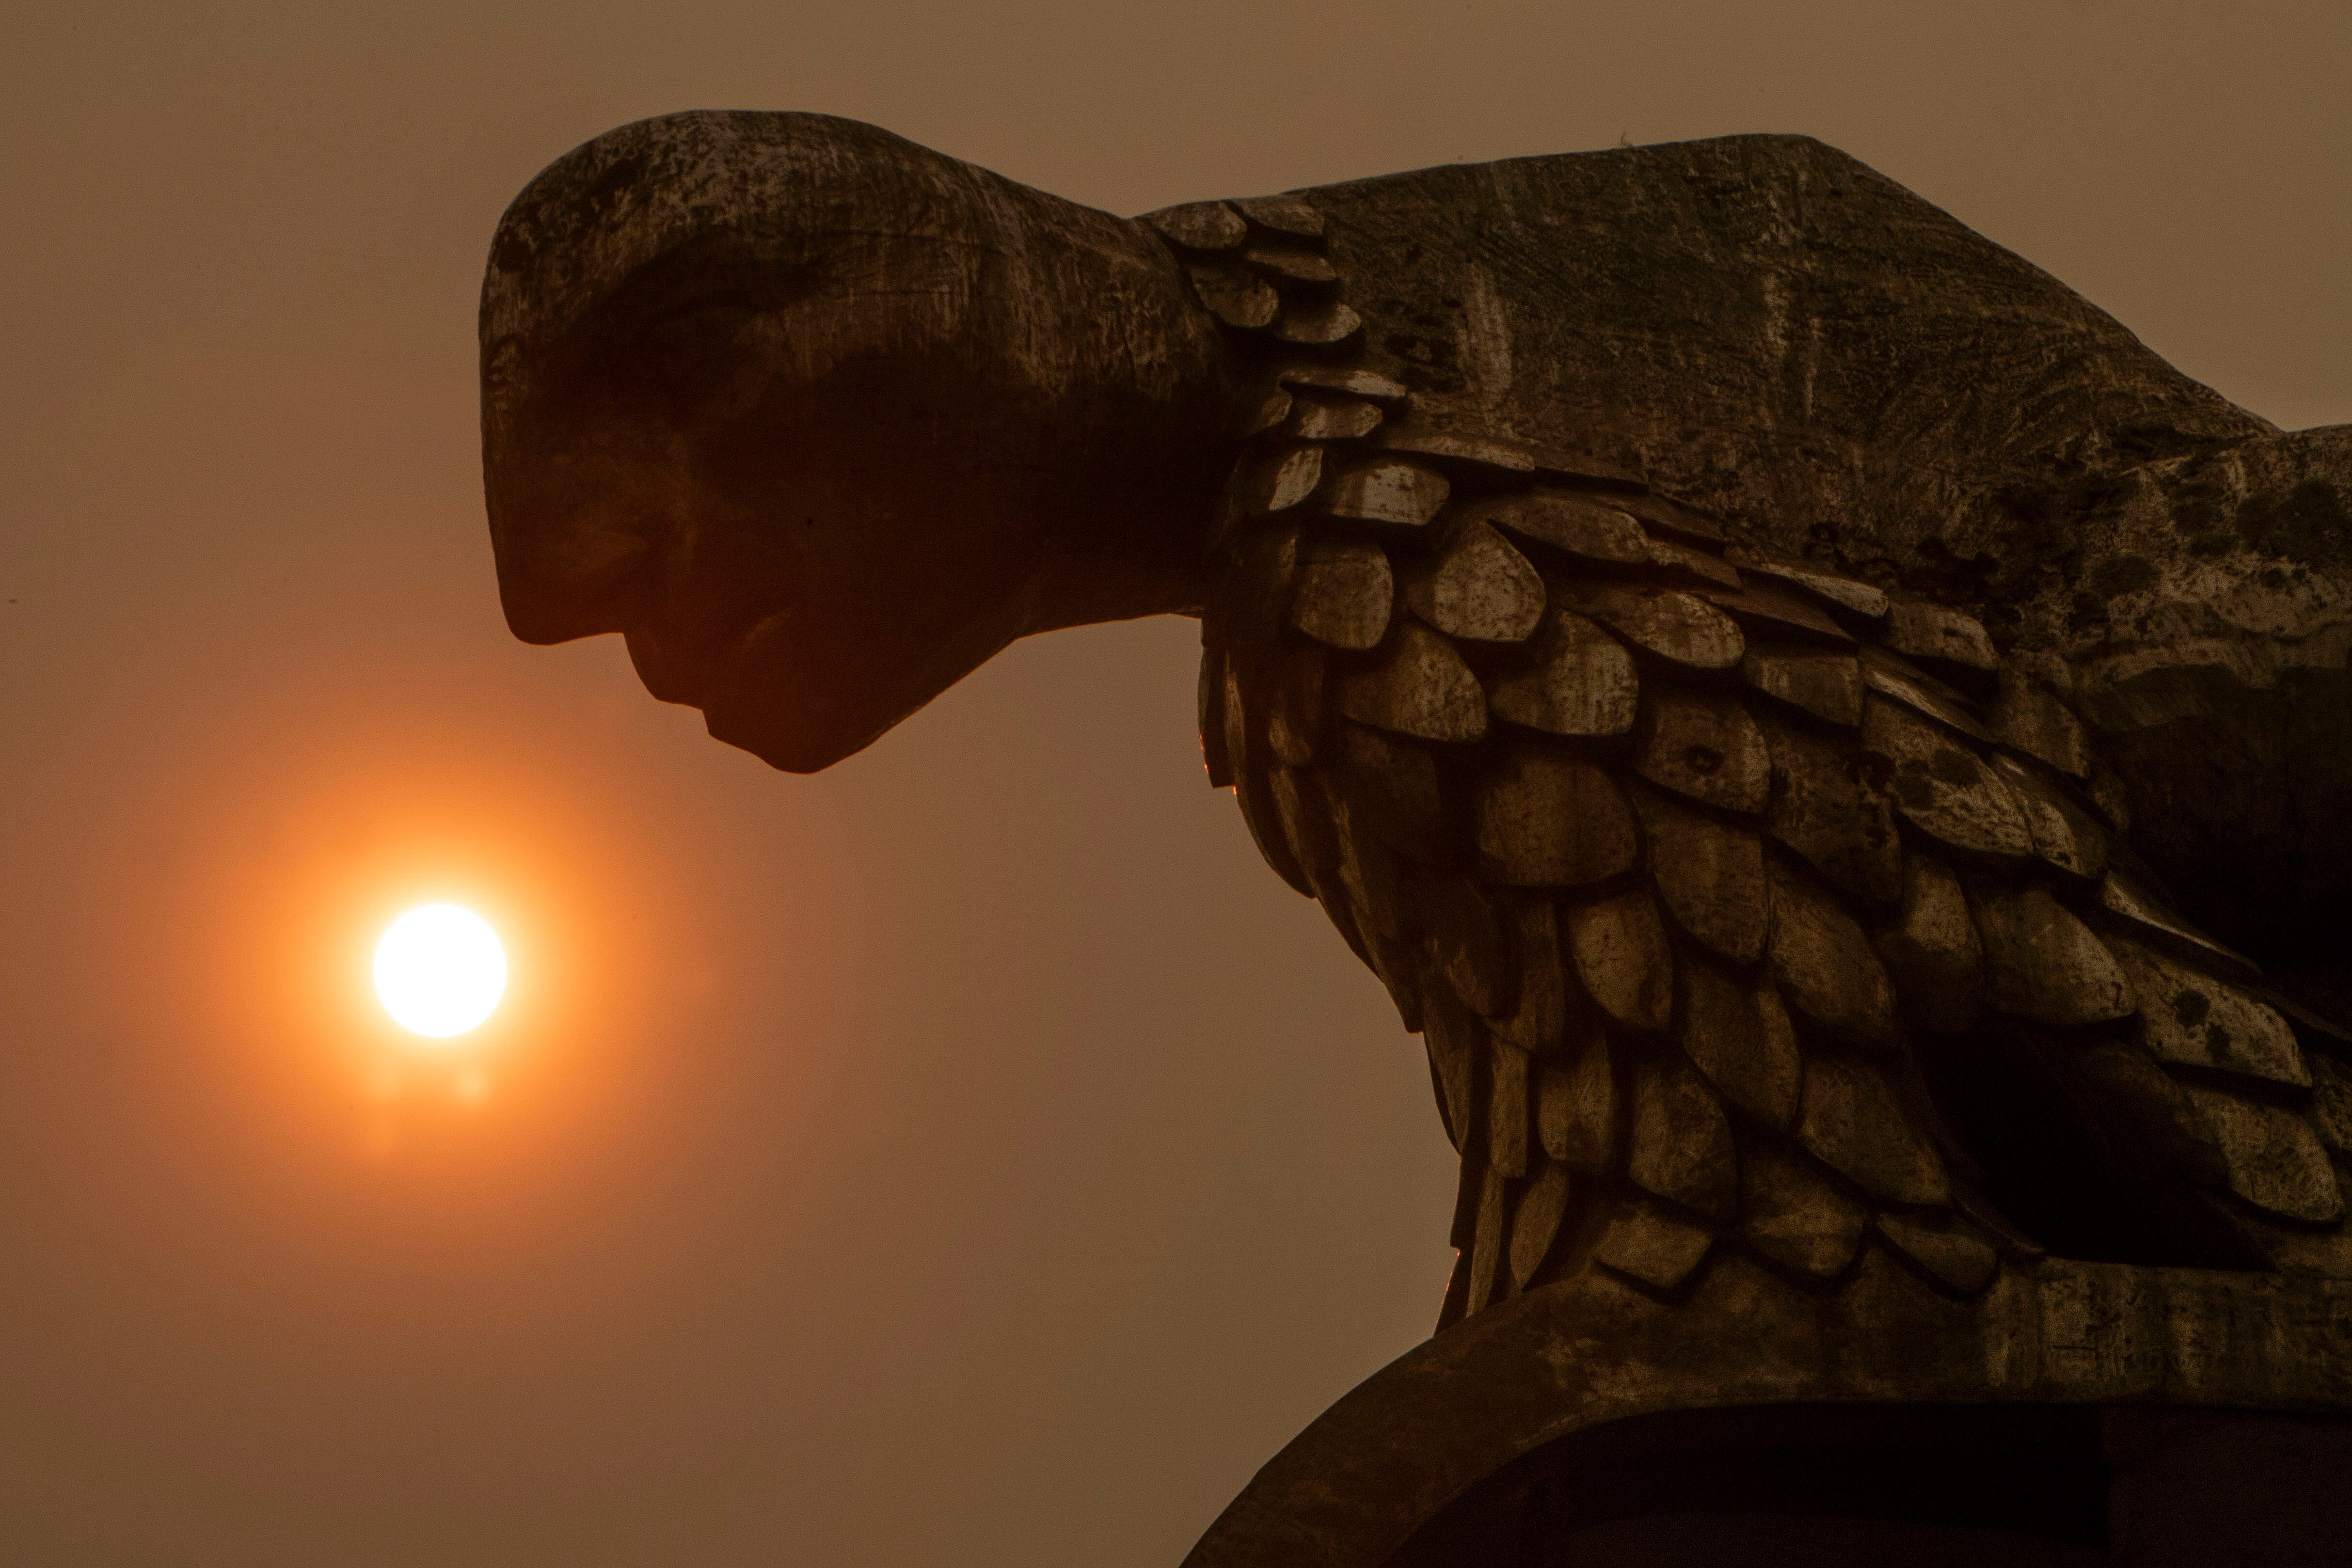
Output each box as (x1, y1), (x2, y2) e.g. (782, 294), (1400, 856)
(374, 904), (507, 1038)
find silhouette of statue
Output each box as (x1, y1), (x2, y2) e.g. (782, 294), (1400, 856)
(479, 113), (2352, 1565)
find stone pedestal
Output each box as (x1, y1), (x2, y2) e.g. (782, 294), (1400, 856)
(1184, 1258), (2352, 1567)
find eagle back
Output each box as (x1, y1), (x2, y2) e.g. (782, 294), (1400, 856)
(1144, 192), (2352, 1330)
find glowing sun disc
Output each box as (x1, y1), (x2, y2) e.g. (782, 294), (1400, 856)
(375, 905), (507, 1038)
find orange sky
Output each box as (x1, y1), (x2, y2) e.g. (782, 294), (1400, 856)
(1, 2), (2346, 1563)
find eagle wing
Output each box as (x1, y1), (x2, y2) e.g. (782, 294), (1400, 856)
(1156, 196), (2352, 1327)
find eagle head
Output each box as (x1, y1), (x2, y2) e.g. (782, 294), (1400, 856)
(479, 111), (1238, 772)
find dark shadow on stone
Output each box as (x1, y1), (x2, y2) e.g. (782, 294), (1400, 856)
(1393, 1402), (2352, 1567)
(1391, 1404), (2110, 1567)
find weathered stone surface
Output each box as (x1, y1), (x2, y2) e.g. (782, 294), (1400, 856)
(2179, 1082), (2344, 1225)
(1378, 428), (1537, 475)
(1696, 582), (1853, 644)
(1331, 721), (1446, 859)
(1507, 1159), (1573, 1288)
(1971, 886), (2135, 1028)
(1447, 1150), (1481, 1248)
(1288, 395), (1381, 441)
(1741, 646), (1864, 727)
(2098, 868), (2261, 982)
(2105, 936), (2308, 1087)
(1190, 261), (1279, 328)
(1521, 445), (1635, 489)
(1287, 539), (1391, 650)
(1871, 851), (1985, 1034)
(1561, 584), (1744, 672)
(1761, 713), (1905, 906)
(1329, 800), (1411, 939)
(1300, 840), (1376, 949)
(1224, 659), (1307, 893)
(1864, 696), (2033, 860)
(1263, 649), (1322, 766)
(1363, 931), (1424, 1036)
(2309, 1056), (2352, 1156)
(1488, 1037), (1532, 1179)
(1647, 537), (1742, 591)
(1194, 1254), (2352, 1568)
(1988, 753), (2108, 880)
(1859, 646), (1997, 745)
(1989, 671), (2092, 779)
(1728, 554), (1891, 626)
(1876, 1213), (1999, 1295)
(1237, 761), (1310, 894)
(1245, 243), (1337, 284)
(1323, 459), (1447, 528)
(1566, 888), (1677, 1035)
(1473, 746), (1638, 887)
(1335, 621), (1487, 742)
(1796, 1058), (1950, 1205)
(1240, 387), (1293, 439)
(1628, 1053), (1738, 1222)
(1199, 646), (1233, 787)
(1531, 443), (1637, 483)
(1486, 611), (1640, 737)
(1480, 492), (1649, 566)
(2085, 759), (2133, 835)
(1591, 1197), (1715, 1291)
(1633, 689), (1769, 817)
(1618, 492), (1728, 549)
(1274, 298), (1362, 346)
(1144, 199), (1246, 251)
(1488, 895), (1570, 1054)
(1633, 789), (1768, 965)
(1537, 1022), (1618, 1174)
(1421, 980), (1484, 1155)
(1242, 443), (1324, 516)
(1676, 957), (1800, 1129)
(1232, 192), (1325, 238)
(1269, 764), (1341, 879)
(2268, 991), (2352, 1059)
(1882, 598), (1999, 683)
(1403, 521), (1543, 643)
(1427, 875), (1515, 1019)
(1739, 1140), (1868, 1278)
(2060, 1043), (2228, 1190)
(1466, 1160), (1509, 1312)
(1278, 364), (1407, 400)
(1217, 521), (1301, 645)
(1768, 866), (1899, 1049)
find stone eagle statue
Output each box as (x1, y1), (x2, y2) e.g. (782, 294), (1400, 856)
(479, 113), (2352, 1561)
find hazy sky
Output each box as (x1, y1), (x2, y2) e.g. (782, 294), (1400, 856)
(1, 2), (2345, 1564)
